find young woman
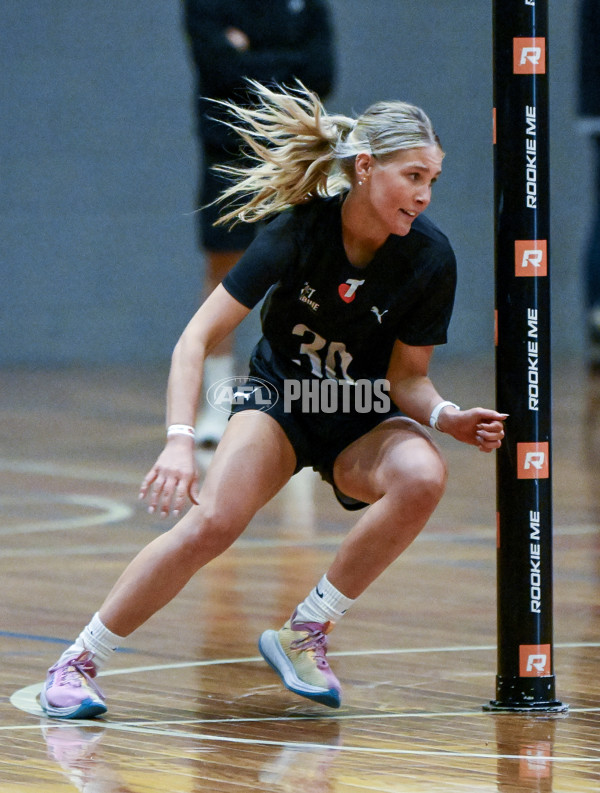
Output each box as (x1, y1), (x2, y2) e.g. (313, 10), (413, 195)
(40, 83), (506, 718)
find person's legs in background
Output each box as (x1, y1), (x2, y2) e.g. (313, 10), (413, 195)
(195, 150), (255, 446)
(585, 137), (600, 373)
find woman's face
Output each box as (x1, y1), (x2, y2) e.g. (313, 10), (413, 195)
(361, 145), (443, 237)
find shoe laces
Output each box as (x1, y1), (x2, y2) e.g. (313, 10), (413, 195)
(290, 623), (330, 667)
(49, 651), (104, 699)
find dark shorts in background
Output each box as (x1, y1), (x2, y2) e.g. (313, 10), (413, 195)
(198, 148), (257, 252)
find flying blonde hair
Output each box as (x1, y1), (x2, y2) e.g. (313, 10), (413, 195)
(210, 81), (442, 227)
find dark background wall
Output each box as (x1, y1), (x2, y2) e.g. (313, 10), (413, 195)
(0, 1), (587, 366)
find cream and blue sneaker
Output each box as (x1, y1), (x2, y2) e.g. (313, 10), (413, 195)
(259, 612), (341, 708)
(40, 651), (107, 720)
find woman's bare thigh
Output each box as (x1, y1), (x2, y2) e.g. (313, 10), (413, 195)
(332, 417), (446, 505)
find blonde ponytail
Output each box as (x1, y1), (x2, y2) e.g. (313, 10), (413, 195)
(210, 81), (353, 226)
(210, 81), (441, 227)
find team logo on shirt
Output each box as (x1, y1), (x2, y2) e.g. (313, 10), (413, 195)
(338, 278), (365, 303)
(299, 282), (320, 311)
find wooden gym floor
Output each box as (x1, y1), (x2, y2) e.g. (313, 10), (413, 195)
(1, 357), (599, 792)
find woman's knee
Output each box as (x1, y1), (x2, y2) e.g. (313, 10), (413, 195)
(385, 448), (447, 509)
(173, 505), (245, 564)
(410, 460), (447, 507)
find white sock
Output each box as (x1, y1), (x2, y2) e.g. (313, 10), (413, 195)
(59, 612), (124, 671)
(294, 575), (355, 625)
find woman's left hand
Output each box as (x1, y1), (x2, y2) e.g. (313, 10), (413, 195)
(437, 407), (508, 452)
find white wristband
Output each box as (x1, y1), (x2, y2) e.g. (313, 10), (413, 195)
(429, 401), (460, 431)
(167, 424), (196, 440)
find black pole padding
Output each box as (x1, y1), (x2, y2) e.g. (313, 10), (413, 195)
(485, 0), (567, 713)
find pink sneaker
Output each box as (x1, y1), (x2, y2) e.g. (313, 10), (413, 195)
(40, 651), (107, 720)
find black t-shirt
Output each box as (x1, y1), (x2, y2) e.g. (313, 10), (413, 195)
(222, 195), (457, 384)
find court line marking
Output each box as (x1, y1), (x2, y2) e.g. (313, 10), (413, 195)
(10, 640), (596, 684)
(0, 543), (145, 559)
(11, 697), (600, 730)
(0, 458), (141, 485)
(1, 457), (597, 543)
(0, 494), (133, 536)
(0, 511), (596, 547)
(10, 644), (598, 708)
(8, 643), (600, 762)
(4, 710), (600, 763)
(1, 525), (598, 554)
(43, 726), (600, 763)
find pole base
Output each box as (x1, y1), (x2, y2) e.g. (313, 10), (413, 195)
(484, 674), (568, 713)
(483, 699), (568, 713)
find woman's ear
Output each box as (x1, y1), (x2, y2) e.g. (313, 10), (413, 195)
(354, 152), (373, 183)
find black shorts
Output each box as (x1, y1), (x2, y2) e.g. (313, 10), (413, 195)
(229, 373), (405, 511)
(197, 149), (256, 252)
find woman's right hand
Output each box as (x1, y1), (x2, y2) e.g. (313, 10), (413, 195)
(139, 437), (200, 518)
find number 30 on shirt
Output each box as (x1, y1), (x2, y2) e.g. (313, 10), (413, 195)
(291, 323), (354, 383)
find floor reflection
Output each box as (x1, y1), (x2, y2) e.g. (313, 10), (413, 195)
(42, 722), (131, 793)
(493, 714), (560, 792)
